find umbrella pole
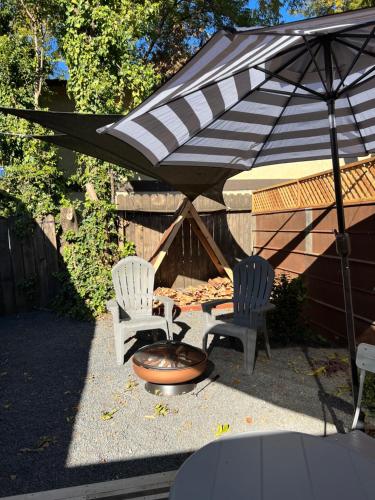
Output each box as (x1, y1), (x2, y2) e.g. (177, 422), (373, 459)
(324, 40), (359, 413)
(327, 96), (359, 410)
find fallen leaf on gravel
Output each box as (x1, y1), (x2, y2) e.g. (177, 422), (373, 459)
(335, 384), (352, 397)
(36, 436), (57, 449)
(215, 424), (230, 437)
(144, 415), (156, 419)
(101, 408), (120, 420)
(125, 378), (139, 392)
(154, 403), (169, 416)
(19, 436), (57, 453)
(308, 366), (327, 377)
(245, 416), (253, 425)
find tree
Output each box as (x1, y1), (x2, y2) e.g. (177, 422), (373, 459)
(0, 0), (65, 221)
(135, 0), (282, 78)
(287, 0), (373, 18)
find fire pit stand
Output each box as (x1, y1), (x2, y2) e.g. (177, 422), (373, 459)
(145, 381), (196, 396)
(132, 341), (208, 396)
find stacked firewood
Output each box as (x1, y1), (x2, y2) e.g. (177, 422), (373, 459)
(154, 277), (233, 307)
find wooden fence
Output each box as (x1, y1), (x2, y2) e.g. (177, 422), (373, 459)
(116, 192), (252, 288)
(252, 159), (375, 344)
(0, 215), (59, 315)
(253, 158), (375, 213)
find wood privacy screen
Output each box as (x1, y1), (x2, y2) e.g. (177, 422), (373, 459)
(0, 215), (59, 315)
(253, 204), (375, 343)
(252, 158), (375, 213)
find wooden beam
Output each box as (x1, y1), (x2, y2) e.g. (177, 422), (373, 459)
(149, 198), (190, 271)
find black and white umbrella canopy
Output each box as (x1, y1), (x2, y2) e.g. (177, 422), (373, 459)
(99, 7), (375, 171)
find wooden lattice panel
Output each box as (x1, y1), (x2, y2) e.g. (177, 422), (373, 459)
(252, 158), (375, 213)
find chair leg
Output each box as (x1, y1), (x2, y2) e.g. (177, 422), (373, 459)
(352, 369), (366, 430)
(243, 329), (257, 374)
(202, 332), (211, 352)
(114, 326), (126, 365)
(263, 314), (271, 359)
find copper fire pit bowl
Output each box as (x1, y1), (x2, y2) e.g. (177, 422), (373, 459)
(132, 341), (207, 385)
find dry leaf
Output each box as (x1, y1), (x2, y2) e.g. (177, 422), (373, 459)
(245, 416), (253, 425)
(215, 423), (230, 437)
(101, 408), (120, 421)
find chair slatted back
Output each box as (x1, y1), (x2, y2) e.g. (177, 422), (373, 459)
(356, 343), (375, 373)
(112, 256), (155, 317)
(233, 255), (274, 327)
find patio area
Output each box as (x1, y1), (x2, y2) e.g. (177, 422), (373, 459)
(0, 310), (355, 497)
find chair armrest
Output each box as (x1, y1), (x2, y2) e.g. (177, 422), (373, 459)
(252, 302), (276, 313)
(106, 299), (120, 324)
(154, 295), (174, 324)
(202, 299), (233, 315)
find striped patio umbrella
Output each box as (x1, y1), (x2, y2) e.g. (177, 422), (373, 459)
(2, 7), (375, 409)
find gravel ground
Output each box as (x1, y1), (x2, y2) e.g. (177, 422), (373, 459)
(0, 310), (354, 496)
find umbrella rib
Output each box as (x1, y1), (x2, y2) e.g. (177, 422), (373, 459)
(334, 37), (375, 60)
(303, 36), (328, 94)
(160, 43), (314, 163)
(335, 26), (375, 94)
(256, 88), (321, 100)
(252, 47), (318, 168)
(253, 65), (325, 99)
(337, 64), (375, 97)
(331, 47), (369, 156)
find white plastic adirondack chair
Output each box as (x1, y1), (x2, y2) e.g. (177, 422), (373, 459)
(352, 343), (375, 429)
(107, 256), (174, 365)
(202, 255), (275, 374)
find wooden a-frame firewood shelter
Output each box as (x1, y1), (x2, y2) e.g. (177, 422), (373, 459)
(148, 198), (233, 281)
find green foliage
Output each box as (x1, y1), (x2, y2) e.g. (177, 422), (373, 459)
(363, 372), (375, 413)
(287, 0), (373, 18)
(61, 0), (160, 114)
(0, 0), (66, 224)
(54, 200), (135, 319)
(268, 273), (311, 344)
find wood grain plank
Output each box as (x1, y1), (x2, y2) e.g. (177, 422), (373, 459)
(0, 218), (16, 314)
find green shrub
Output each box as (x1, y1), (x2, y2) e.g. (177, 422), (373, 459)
(268, 273), (312, 344)
(363, 372), (375, 414)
